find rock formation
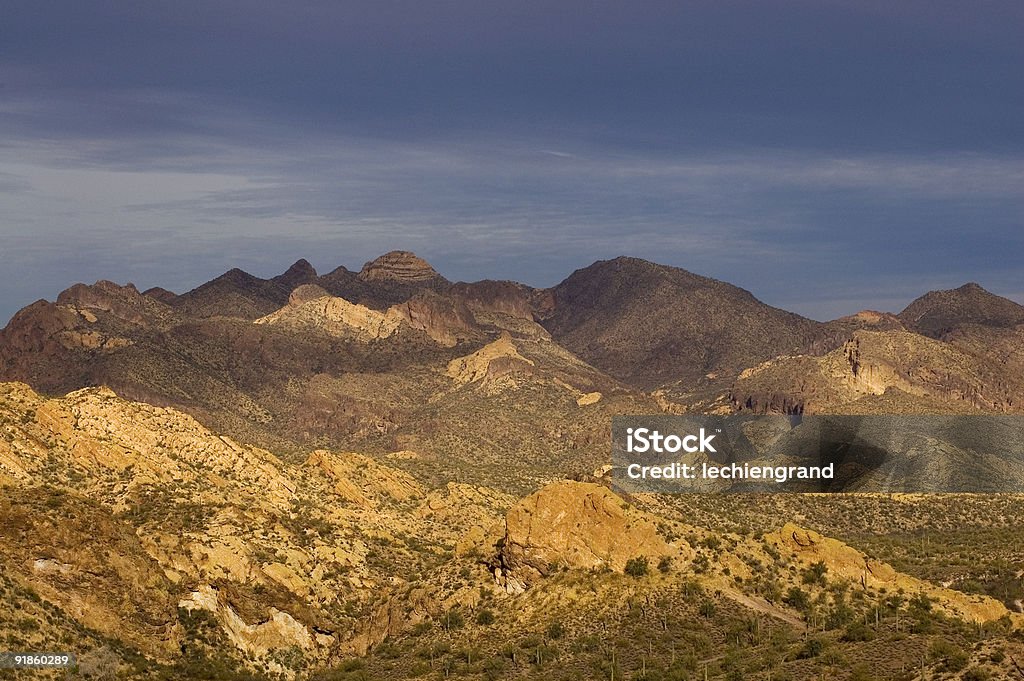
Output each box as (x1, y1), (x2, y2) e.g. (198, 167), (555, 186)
(766, 523), (1016, 625)
(446, 333), (535, 384)
(490, 480), (672, 593)
(357, 251), (444, 284)
(731, 330), (1024, 414)
(255, 285), (404, 341)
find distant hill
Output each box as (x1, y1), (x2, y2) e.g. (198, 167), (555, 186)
(899, 282), (1024, 338)
(540, 257), (820, 388)
(3, 253), (1022, 465)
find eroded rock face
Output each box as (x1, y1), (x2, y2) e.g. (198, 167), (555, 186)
(389, 291), (477, 346)
(446, 333), (535, 384)
(179, 585), (314, 656)
(731, 330), (1024, 415)
(358, 251), (443, 283)
(255, 288), (404, 341)
(449, 280), (536, 320)
(765, 523), (1015, 624)
(257, 285), (474, 346)
(491, 480), (671, 593)
(306, 449), (422, 508)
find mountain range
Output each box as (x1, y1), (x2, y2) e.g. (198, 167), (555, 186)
(2, 251), (1024, 679)
(3, 252), (1022, 448)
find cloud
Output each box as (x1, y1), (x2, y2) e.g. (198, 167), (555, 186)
(0, 85), (1022, 324)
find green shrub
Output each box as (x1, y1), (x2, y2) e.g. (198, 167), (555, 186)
(801, 561), (828, 586)
(625, 556), (650, 578)
(841, 622), (876, 642)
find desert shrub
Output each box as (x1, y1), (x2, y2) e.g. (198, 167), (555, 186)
(796, 638), (825, 659)
(442, 609), (464, 631)
(940, 651), (969, 672)
(841, 622), (876, 642)
(801, 561), (828, 586)
(783, 586), (810, 612)
(625, 556), (650, 578)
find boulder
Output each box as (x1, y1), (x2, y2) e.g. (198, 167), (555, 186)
(491, 480), (671, 593)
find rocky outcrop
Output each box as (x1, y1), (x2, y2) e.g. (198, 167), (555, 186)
(766, 523), (1016, 624)
(449, 280), (536, 320)
(179, 585), (317, 656)
(731, 330), (1024, 414)
(358, 251), (444, 284)
(256, 285), (477, 346)
(490, 481), (672, 593)
(446, 333), (535, 384)
(56, 280), (170, 326)
(306, 449), (422, 507)
(389, 291), (477, 346)
(255, 286), (404, 341)
(0, 301), (90, 357)
(808, 310), (907, 355)
(0, 382), (295, 509)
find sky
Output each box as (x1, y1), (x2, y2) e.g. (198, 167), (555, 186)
(1, 0), (1022, 323)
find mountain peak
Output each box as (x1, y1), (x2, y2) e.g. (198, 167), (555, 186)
(357, 251), (443, 283)
(956, 282), (987, 293)
(273, 258), (318, 288)
(899, 282), (1024, 337)
(543, 257), (818, 388)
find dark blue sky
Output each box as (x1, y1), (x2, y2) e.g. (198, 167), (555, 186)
(2, 0), (1022, 322)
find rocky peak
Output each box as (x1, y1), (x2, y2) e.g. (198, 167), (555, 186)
(273, 259), (318, 289)
(543, 256), (819, 388)
(53, 280), (168, 327)
(141, 287), (177, 303)
(56, 280), (142, 308)
(357, 251), (443, 283)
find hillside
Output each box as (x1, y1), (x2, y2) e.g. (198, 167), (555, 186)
(4, 254), (1024, 677)
(899, 282), (1024, 338)
(540, 257), (821, 389)
(3, 382), (1023, 680)
(730, 329), (1024, 416)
